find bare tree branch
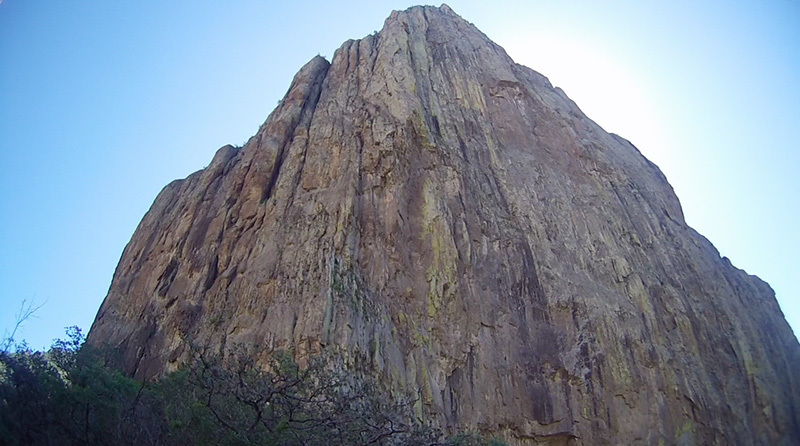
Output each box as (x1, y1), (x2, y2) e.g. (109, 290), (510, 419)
(1, 297), (45, 352)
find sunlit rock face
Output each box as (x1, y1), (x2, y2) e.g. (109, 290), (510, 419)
(89, 5), (800, 444)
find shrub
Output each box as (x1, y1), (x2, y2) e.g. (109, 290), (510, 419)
(0, 328), (508, 445)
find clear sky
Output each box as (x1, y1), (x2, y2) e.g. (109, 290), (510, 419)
(1, 0), (798, 350)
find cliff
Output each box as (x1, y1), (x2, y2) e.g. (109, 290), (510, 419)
(88, 5), (800, 444)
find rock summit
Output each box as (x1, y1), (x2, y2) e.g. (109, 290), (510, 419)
(89, 5), (800, 444)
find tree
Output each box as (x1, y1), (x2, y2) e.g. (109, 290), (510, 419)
(156, 343), (437, 445)
(0, 329), (506, 445)
(1, 298), (44, 353)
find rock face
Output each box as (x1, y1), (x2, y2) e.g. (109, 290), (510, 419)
(88, 4), (800, 444)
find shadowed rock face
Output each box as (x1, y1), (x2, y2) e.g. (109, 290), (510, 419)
(88, 4), (800, 444)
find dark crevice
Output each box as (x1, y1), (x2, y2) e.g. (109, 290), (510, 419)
(203, 255), (219, 291)
(157, 259), (180, 297)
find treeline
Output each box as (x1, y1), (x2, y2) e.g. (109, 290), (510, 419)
(0, 327), (506, 446)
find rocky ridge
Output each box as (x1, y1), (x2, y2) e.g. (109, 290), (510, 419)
(89, 4), (800, 444)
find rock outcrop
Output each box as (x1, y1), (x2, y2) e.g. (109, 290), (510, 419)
(89, 4), (800, 444)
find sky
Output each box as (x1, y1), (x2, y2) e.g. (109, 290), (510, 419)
(1, 0), (798, 350)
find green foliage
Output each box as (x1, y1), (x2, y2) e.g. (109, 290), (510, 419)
(0, 329), (432, 445)
(0, 328), (508, 445)
(0, 326), (147, 445)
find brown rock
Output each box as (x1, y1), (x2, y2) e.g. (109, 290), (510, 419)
(89, 5), (800, 444)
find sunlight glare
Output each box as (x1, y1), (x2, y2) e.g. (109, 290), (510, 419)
(504, 36), (669, 166)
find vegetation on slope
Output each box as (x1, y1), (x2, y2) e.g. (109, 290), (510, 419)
(0, 327), (505, 446)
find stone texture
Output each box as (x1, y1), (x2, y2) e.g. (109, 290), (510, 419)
(88, 5), (800, 445)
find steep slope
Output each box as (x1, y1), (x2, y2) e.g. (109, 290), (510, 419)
(88, 5), (800, 444)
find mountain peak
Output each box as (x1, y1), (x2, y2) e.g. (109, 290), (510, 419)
(89, 5), (800, 444)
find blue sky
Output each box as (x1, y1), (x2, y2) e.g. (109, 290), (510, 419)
(1, 0), (798, 349)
